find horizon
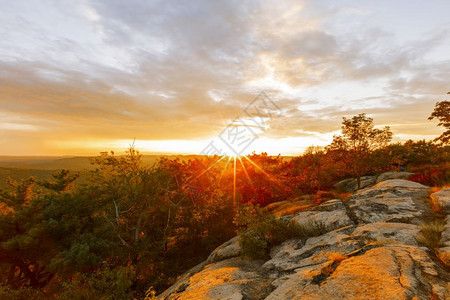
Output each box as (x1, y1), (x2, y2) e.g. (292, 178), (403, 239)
(1, 0), (449, 156)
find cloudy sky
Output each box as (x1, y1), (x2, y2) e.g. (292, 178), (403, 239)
(0, 0), (449, 156)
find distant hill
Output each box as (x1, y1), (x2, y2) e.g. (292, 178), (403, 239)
(0, 155), (205, 171)
(0, 155), (206, 189)
(0, 167), (56, 189)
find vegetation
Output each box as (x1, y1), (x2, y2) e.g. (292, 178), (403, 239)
(236, 203), (327, 260)
(327, 113), (393, 188)
(428, 93), (449, 144)
(415, 219), (445, 249)
(0, 109), (449, 298)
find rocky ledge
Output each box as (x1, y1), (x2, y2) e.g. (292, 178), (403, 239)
(157, 179), (450, 300)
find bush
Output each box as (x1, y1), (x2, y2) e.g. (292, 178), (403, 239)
(239, 204), (328, 260)
(240, 217), (292, 260)
(408, 166), (450, 187)
(0, 284), (43, 300)
(58, 265), (136, 300)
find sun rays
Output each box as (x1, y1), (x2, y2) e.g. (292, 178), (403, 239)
(183, 153), (283, 215)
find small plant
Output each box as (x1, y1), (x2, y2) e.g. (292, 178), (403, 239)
(311, 252), (348, 284)
(145, 287), (158, 300)
(240, 216), (292, 260)
(239, 203), (328, 260)
(415, 219), (445, 249)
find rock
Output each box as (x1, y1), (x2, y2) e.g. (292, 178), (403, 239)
(352, 222), (420, 245)
(264, 200), (312, 217)
(158, 258), (268, 300)
(289, 208), (352, 233)
(441, 215), (450, 247)
(262, 227), (364, 274)
(266, 246), (447, 300)
(347, 179), (430, 224)
(376, 171), (414, 183)
(349, 195), (421, 224)
(373, 179), (428, 190)
(430, 188), (450, 213)
(207, 236), (241, 263)
(333, 178), (353, 191)
(158, 180), (449, 299)
(334, 176), (376, 193)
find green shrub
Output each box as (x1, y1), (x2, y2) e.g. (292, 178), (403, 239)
(239, 204), (328, 260)
(58, 265), (136, 300)
(240, 229), (270, 260)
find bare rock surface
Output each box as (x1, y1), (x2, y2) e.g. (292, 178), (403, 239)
(375, 171), (414, 183)
(158, 180), (449, 300)
(334, 176), (376, 193)
(347, 179), (430, 225)
(207, 236), (241, 264)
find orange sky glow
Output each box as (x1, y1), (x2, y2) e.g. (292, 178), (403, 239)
(0, 0), (449, 156)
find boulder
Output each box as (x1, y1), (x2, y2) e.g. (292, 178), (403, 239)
(158, 258), (268, 300)
(334, 176), (376, 193)
(376, 171), (414, 183)
(207, 236), (241, 263)
(289, 208), (352, 233)
(347, 179), (429, 224)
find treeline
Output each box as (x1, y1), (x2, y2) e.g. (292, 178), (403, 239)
(0, 110), (449, 298)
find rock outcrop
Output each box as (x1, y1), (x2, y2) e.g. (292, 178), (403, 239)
(158, 180), (450, 300)
(432, 188), (450, 269)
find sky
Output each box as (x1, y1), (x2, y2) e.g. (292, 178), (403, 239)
(0, 0), (449, 156)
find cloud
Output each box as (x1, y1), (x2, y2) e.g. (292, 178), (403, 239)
(0, 0), (449, 155)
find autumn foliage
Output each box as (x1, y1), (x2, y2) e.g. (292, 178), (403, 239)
(0, 111), (449, 298)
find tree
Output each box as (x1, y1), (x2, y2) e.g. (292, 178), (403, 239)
(0, 178), (56, 290)
(327, 113), (393, 188)
(37, 169), (79, 193)
(428, 93), (450, 144)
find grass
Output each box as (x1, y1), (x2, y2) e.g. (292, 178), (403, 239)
(312, 252), (348, 285)
(415, 219), (445, 249)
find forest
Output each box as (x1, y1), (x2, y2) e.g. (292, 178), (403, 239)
(0, 102), (449, 299)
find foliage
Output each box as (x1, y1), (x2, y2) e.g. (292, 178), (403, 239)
(408, 167), (450, 187)
(58, 265), (136, 300)
(237, 203), (327, 260)
(428, 96), (449, 144)
(0, 283), (43, 300)
(37, 169), (79, 193)
(327, 113), (393, 188)
(0, 109), (449, 298)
